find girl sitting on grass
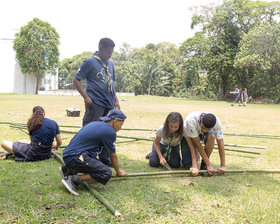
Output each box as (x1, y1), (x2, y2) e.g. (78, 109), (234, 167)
(148, 112), (186, 169)
(0, 106), (62, 161)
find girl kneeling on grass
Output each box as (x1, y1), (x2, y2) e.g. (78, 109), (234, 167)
(0, 106), (62, 161)
(148, 112), (185, 169)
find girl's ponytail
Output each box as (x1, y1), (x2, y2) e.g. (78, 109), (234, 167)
(27, 106), (45, 132)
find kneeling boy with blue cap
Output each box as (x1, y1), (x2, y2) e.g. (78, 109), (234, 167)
(60, 109), (127, 196)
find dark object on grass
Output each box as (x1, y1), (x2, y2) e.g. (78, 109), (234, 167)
(66, 108), (80, 117)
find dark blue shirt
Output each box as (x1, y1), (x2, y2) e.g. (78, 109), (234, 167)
(75, 52), (116, 108)
(63, 121), (116, 164)
(30, 118), (60, 145)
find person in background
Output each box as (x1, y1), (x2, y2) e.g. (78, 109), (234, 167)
(241, 88), (248, 106)
(230, 87), (241, 106)
(0, 106), (61, 161)
(73, 37), (120, 165)
(60, 109), (127, 196)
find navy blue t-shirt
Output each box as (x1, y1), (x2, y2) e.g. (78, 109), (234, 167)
(63, 121), (116, 164)
(30, 118), (60, 145)
(75, 52), (116, 108)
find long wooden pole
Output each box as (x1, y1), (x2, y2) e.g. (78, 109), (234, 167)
(57, 144), (260, 154)
(212, 147), (260, 154)
(83, 183), (122, 218)
(5, 123), (269, 150)
(223, 132), (280, 139)
(51, 151), (122, 218)
(7, 125), (262, 155)
(3, 122), (280, 139)
(111, 169), (280, 179)
(217, 143), (266, 149)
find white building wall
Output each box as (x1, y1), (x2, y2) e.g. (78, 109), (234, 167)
(0, 38), (16, 93)
(0, 31), (58, 94)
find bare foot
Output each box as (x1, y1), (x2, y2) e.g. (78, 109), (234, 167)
(0, 152), (6, 160)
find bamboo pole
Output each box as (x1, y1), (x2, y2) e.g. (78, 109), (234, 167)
(111, 169), (280, 179)
(117, 135), (153, 141)
(83, 182), (122, 218)
(6, 125), (262, 155)
(223, 133), (280, 139)
(213, 147), (260, 154)
(122, 128), (157, 132)
(51, 151), (64, 164)
(51, 151), (122, 218)
(4, 122), (280, 139)
(219, 143), (266, 149)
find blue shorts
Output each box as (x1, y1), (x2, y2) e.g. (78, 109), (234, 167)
(234, 95), (240, 102)
(13, 142), (52, 162)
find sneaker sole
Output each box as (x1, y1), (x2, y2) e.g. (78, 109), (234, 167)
(201, 173), (209, 177)
(59, 166), (65, 179)
(61, 179), (79, 196)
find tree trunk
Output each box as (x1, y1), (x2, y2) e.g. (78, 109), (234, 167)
(36, 67), (40, 94)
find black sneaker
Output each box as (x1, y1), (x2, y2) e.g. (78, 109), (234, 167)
(59, 166), (67, 179)
(61, 175), (79, 196)
(200, 161), (209, 177)
(145, 152), (152, 159)
(59, 166), (78, 179)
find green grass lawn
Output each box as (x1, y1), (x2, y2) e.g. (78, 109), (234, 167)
(0, 94), (280, 223)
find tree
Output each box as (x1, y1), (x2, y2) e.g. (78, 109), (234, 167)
(58, 52), (92, 89)
(188, 0), (280, 99)
(14, 18), (60, 94)
(234, 23), (280, 102)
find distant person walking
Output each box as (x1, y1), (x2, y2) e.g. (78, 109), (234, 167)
(73, 37), (120, 165)
(230, 87), (241, 106)
(241, 88), (248, 106)
(0, 106), (61, 161)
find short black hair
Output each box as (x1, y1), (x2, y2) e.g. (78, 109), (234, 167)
(99, 38), (115, 48)
(202, 113), (216, 129)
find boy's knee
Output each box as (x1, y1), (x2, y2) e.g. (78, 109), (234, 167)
(207, 134), (215, 142)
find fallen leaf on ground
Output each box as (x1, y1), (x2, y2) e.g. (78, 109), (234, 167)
(183, 182), (195, 186)
(211, 204), (220, 208)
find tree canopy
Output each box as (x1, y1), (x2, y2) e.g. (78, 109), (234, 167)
(14, 18), (60, 94)
(58, 0), (280, 103)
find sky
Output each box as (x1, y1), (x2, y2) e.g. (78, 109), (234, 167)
(1, 0), (223, 59)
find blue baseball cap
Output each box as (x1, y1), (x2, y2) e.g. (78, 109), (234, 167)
(100, 109), (127, 122)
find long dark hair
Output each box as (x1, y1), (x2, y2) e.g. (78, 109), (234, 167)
(27, 106), (45, 132)
(162, 112), (184, 140)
